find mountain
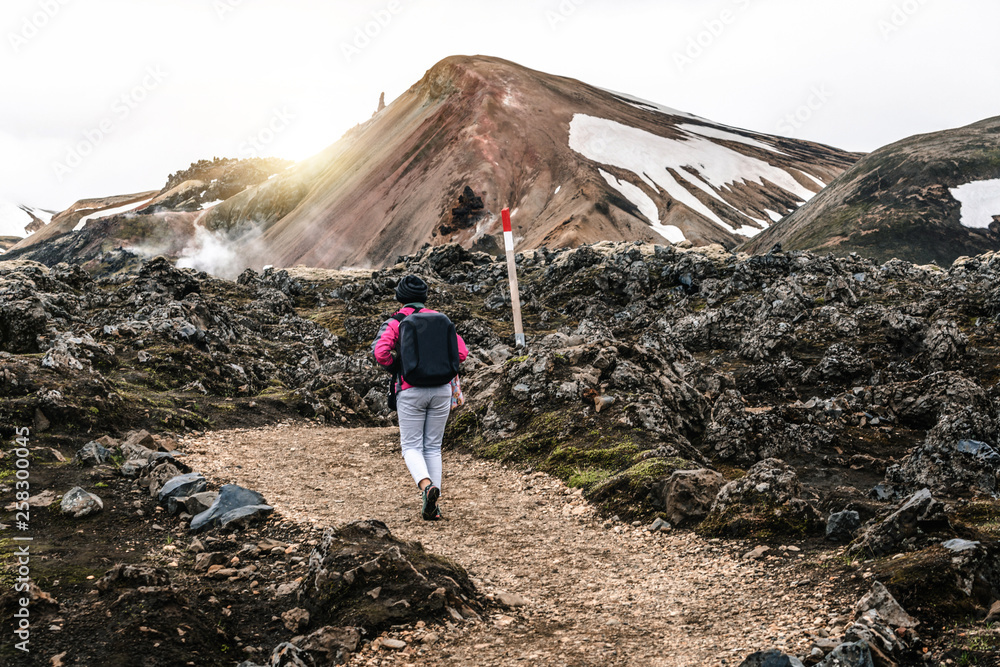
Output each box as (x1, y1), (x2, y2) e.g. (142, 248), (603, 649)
(200, 55), (860, 270)
(741, 116), (1000, 264)
(4, 56), (861, 274)
(0, 199), (53, 239)
(3, 157), (291, 271)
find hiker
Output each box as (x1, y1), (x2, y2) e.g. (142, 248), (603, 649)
(372, 275), (468, 520)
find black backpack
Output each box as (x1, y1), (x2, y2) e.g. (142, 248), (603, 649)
(396, 309), (460, 387)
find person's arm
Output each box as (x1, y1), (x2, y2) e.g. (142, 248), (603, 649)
(456, 333), (469, 363)
(373, 320), (400, 367)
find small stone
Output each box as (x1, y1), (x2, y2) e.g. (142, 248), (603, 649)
(421, 632), (440, 645)
(744, 546), (770, 560)
(194, 552), (227, 573)
(60, 487), (103, 518)
(380, 638), (406, 650)
(280, 607), (310, 633)
(497, 592), (529, 607)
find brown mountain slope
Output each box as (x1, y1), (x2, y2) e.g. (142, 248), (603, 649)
(205, 55), (861, 270)
(741, 116), (1000, 264)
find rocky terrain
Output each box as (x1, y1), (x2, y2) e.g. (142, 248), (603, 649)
(743, 115), (1000, 265)
(2, 240), (1000, 664)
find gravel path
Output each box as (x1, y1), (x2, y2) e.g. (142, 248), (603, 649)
(182, 423), (853, 667)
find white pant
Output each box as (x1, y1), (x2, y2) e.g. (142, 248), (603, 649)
(396, 384), (452, 489)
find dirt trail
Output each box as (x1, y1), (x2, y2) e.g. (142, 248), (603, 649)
(183, 423), (853, 667)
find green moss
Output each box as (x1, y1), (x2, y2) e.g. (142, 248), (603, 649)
(567, 468), (610, 488)
(697, 499), (823, 539)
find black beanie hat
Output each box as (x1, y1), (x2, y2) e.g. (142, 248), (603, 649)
(395, 275), (428, 304)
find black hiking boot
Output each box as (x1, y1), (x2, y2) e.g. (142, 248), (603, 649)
(421, 485), (440, 521)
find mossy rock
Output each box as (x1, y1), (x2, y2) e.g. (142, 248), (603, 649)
(585, 456), (699, 520)
(872, 545), (997, 621)
(696, 499), (824, 540)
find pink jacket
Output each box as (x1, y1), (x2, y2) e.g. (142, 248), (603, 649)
(373, 306), (468, 391)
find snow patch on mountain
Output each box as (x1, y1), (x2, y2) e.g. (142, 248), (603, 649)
(677, 123), (785, 155)
(950, 178), (1000, 229)
(0, 200), (51, 237)
(74, 198), (155, 231)
(568, 114), (815, 236)
(598, 168), (687, 244)
(601, 89), (702, 121)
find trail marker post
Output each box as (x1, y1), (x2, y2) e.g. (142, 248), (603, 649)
(501, 207), (525, 348)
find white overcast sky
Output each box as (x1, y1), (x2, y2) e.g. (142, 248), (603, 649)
(2, 0), (998, 211)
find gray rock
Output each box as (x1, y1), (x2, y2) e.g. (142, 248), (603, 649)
(659, 468), (724, 526)
(269, 642), (313, 667)
(157, 472), (207, 505)
(190, 484), (270, 532)
(144, 462), (183, 497)
(76, 441), (111, 466)
(215, 504), (274, 530)
(708, 459), (823, 534)
(184, 491), (219, 515)
(852, 488), (948, 557)
(647, 517), (671, 533)
(816, 641), (874, 667)
(60, 487), (103, 518)
(854, 581), (919, 628)
(826, 510), (861, 543)
(957, 438), (1000, 462)
(737, 649), (805, 667)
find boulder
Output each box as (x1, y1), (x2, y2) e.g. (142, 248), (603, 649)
(214, 504), (274, 530)
(851, 489), (948, 557)
(157, 472), (207, 505)
(190, 484), (271, 532)
(702, 459), (823, 537)
(60, 487), (103, 518)
(826, 510), (861, 543)
(854, 581), (919, 628)
(659, 468), (725, 526)
(297, 520), (482, 630)
(884, 406), (1000, 497)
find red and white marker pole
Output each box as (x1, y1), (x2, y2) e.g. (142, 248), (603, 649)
(501, 207), (525, 348)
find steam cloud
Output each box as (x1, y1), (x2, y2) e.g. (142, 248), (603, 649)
(175, 225), (264, 279)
